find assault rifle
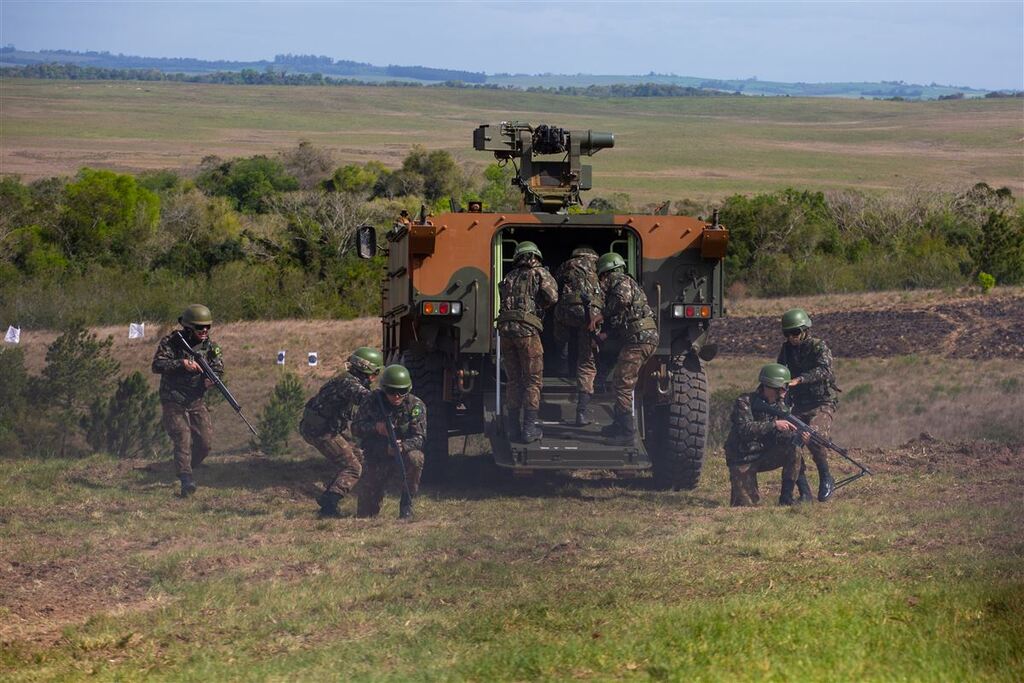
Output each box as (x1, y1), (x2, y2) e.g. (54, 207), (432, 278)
(172, 331), (259, 437)
(374, 391), (413, 513)
(753, 397), (872, 491)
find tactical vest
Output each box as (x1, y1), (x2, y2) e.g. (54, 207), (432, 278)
(605, 273), (657, 343)
(780, 338), (839, 409)
(497, 265), (546, 332)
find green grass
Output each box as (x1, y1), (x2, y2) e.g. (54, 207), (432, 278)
(2, 81), (1021, 202)
(1, 442), (1021, 680)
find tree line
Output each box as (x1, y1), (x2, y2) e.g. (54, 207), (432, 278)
(1, 141), (1021, 330)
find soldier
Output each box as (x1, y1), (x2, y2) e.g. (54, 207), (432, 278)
(724, 364), (808, 506)
(777, 308), (841, 502)
(352, 364), (426, 520)
(298, 346), (383, 518)
(495, 241), (558, 442)
(151, 304), (223, 497)
(595, 252), (658, 445)
(553, 246), (604, 426)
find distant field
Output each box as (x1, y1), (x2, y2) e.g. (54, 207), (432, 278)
(1, 80), (1021, 202)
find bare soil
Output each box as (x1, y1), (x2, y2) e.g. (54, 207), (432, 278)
(714, 290), (1024, 359)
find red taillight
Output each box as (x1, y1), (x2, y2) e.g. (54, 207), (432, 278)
(686, 306), (695, 317)
(439, 302), (449, 314)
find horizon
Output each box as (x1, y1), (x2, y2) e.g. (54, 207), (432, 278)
(1, 1), (1022, 92)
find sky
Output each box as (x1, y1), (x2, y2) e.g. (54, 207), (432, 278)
(2, 1), (1022, 90)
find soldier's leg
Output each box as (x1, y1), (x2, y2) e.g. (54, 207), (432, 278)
(521, 334), (545, 442)
(761, 445), (800, 505)
(321, 435), (363, 496)
(804, 406), (836, 501)
(603, 343), (654, 441)
(188, 402), (213, 469)
(575, 325), (597, 395)
(729, 462), (761, 506)
(500, 336), (524, 439)
(356, 453), (392, 518)
(398, 448), (425, 519)
(161, 401), (192, 477)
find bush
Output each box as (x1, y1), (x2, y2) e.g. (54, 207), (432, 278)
(253, 372), (306, 455)
(82, 371), (166, 458)
(978, 272), (996, 294)
(708, 386), (744, 451)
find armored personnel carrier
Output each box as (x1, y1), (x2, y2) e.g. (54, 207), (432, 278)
(357, 122), (728, 489)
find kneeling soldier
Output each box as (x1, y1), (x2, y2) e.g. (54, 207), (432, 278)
(724, 364), (808, 506)
(352, 364), (426, 519)
(152, 304), (223, 497)
(298, 346), (383, 517)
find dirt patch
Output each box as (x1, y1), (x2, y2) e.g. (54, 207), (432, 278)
(0, 553), (154, 646)
(865, 433), (1024, 477)
(713, 292), (1024, 359)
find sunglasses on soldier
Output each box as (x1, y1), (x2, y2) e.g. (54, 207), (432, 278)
(783, 329), (802, 337)
(384, 387), (410, 397)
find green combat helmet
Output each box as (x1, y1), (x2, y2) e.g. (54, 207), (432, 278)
(781, 308), (812, 332)
(348, 347), (384, 376)
(571, 246), (598, 258)
(758, 363), (792, 389)
(597, 252), (626, 275)
(180, 304), (213, 329)
(380, 364), (413, 393)
(514, 241), (542, 261)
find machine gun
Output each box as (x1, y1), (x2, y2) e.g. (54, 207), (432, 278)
(473, 122), (614, 213)
(172, 331), (259, 437)
(754, 397), (872, 491)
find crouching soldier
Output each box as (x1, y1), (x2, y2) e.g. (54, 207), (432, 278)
(724, 364), (808, 506)
(152, 304), (223, 497)
(777, 308), (841, 502)
(595, 252), (658, 444)
(298, 346), (383, 518)
(352, 365), (426, 520)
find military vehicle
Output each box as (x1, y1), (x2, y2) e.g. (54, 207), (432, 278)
(356, 122), (728, 489)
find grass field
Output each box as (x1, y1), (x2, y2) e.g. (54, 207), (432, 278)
(2, 290), (1022, 680)
(2, 80), (1021, 202)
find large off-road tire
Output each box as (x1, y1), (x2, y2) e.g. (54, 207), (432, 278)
(404, 350), (450, 479)
(649, 353), (708, 490)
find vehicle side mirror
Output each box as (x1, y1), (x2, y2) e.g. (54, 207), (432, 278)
(356, 225), (377, 259)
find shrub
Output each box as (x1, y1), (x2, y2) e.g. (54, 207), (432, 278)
(708, 387), (744, 451)
(82, 371), (166, 458)
(253, 372), (306, 455)
(978, 272), (996, 293)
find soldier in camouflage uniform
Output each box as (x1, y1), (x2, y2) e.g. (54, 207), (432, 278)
(777, 308), (840, 502)
(553, 246), (604, 426)
(298, 346), (383, 518)
(495, 241), (558, 442)
(352, 365), (426, 520)
(151, 304), (224, 497)
(724, 364), (808, 506)
(595, 252), (658, 445)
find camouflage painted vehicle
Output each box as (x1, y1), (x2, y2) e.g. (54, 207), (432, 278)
(357, 122), (728, 489)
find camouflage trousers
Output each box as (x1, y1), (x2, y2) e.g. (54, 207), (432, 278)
(300, 428), (364, 496)
(561, 324), (598, 395)
(161, 400), (212, 477)
(728, 444), (801, 507)
(501, 333), (544, 411)
(794, 404), (835, 476)
(610, 342), (656, 415)
(356, 447), (425, 518)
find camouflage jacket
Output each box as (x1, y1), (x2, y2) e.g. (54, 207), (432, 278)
(724, 391), (791, 466)
(777, 336), (839, 410)
(496, 260), (558, 338)
(300, 370), (371, 437)
(600, 271), (658, 345)
(352, 389), (427, 455)
(554, 254), (604, 329)
(151, 331), (224, 405)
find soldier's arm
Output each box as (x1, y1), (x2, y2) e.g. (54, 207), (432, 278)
(776, 344), (786, 366)
(151, 336), (183, 374)
(732, 396), (777, 441)
(400, 399), (427, 452)
(207, 342), (225, 377)
(536, 268), (559, 309)
(798, 341), (835, 385)
(601, 279), (626, 328)
(351, 396), (378, 441)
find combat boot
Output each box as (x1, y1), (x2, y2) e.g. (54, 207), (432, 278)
(398, 492), (414, 520)
(504, 408), (522, 442)
(316, 491), (345, 518)
(796, 472), (814, 503)
(179, 474), (197, 497)
(575, 393), (593, 426)
(817, 463), (836, 502)
(603, 413), (636, 446)
(522, 409), (543, 443)
(779, 479), (796, 506)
